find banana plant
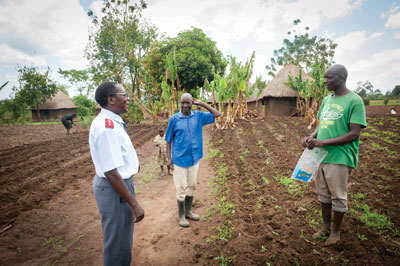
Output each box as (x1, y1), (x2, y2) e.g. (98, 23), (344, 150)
(287, 56), (330, 129)
(164, 47), (180, 116)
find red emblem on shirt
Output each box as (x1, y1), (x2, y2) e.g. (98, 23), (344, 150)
(105, 118), (114, 128)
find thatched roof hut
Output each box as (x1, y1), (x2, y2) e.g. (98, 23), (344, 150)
(257, 64), (313, 116)
(29, 90), (77, 121)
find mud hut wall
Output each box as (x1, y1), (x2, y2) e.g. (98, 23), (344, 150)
(247, 101), (264, 114)
(31, 108), (77, 122)
(263, 97), (296, 116)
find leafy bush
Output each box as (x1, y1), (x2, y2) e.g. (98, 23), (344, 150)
(73, 95), (95, 116)
(122, 103), (144, 124)
(363, 98), (370, 106)
(79, 116), (95, 129)
(0, 99), (30, 124)
(384, 98), (389, 105)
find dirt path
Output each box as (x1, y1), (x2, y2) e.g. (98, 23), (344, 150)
(0, 124), (216, 265)
(132, 127), (215, 265)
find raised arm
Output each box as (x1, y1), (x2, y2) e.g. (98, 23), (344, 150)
(192, 98), (221, 117)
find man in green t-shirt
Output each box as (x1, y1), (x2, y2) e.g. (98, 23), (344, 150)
(302, 64), (366, 246)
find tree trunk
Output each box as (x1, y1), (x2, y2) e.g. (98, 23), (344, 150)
(36, 105), (41, 121)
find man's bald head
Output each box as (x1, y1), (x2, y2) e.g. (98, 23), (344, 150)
(180, 93), (193, 116)
(181, 93), (193, 102)
(326, 64), (348, 82)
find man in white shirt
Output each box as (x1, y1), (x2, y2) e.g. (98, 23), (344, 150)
(89, 82), (144, 266)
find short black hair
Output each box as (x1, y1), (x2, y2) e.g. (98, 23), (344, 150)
(95, 82), (118, 107)
(328, 64), (348, 82)
(158, 126), (164, 131)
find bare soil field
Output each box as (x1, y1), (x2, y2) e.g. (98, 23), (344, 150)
(0, 105), (399, 265)
(195, 105), (400, 265)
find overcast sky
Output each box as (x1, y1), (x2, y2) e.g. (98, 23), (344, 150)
(1, 0), (399, 99)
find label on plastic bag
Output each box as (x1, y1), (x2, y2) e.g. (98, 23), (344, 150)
(291, 147), (328, 182)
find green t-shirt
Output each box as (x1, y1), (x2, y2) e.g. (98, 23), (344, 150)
(317, 91), (367, 168)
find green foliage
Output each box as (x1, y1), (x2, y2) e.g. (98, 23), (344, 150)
(86, 0), (157, 95)
(353, 200), (395, 235)
(58, 68), (93, 97)
(0, 99), (30, 124)
(266, 19), (337, 77)
(122, 102), (144, 123)
(144, 27), (226, 95)
(73, 95), (96, 116)
(363, 98), (370, 106)
(390, 85), (400, 97)
(383, 98), (389, 105)
(11, 65), (58, 121)
(79, 116), (96, 129)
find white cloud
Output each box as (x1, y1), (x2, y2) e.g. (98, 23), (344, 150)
(143, 0), (363, 55)
(0, 0), (91, 69)
(385, 11), (400, 29)
(323, 31), (336, 39)
(334, 31), (384, 59)
(280, 0), (362, 32)
(0, 45), (47, 66)
(348, 48), (400, 91)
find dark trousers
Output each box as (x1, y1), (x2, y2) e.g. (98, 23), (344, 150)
(92, 175), (135, 266)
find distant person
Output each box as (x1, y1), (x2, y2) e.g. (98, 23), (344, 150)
(302, 64), (366, 246)
(153, 126), (171, 176)
(165, 93), (221, 227)
(61, 113), (76, 134)
(89, 82), (144, 266)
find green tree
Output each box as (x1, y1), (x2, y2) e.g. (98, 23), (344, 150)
(12, 65), (58, 120)
(390, 85), (400, 97)
(355, 81), (374, 98)
(86, 0), (157, 101)
(0, 99), (29, 124)
(204, 52), (264, 129)
(144, 27), (227, 95)
(58, 68), (94, 97)
(73, 95), (96, 116)
(287, 56), (329, 129)
(266, 19), (337, 77)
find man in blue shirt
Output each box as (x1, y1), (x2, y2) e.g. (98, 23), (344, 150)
(166, 93), (220, 227)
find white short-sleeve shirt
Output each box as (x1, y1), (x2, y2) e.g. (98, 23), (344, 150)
(89, 108), (139, 179)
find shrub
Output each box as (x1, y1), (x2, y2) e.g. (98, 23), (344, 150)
(73, 95), (95, 117)
(363, 98), (370, 106)
(383, 98), (389, 105)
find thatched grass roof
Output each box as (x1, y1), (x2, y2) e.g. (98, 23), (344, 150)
(257, 64), (314, 100)
(30, 90), (76, 110)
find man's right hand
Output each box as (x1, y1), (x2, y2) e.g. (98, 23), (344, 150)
(131, 203), (145, 223)
(302, 136), (311, 148)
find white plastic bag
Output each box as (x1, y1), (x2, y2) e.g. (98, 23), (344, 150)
(291, 147), (328, 182)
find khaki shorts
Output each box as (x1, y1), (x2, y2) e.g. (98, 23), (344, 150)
(315, 163), (352, 213)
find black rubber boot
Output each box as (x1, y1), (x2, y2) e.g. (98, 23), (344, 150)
(177, 200), (189, 227)
(184, 196), (200, 221)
